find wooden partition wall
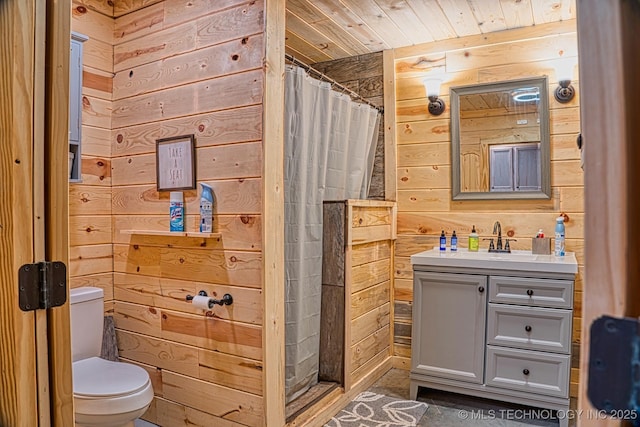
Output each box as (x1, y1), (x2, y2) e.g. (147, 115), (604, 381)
(387, 20), (584, 398)
(321, 200), (396, 391)
(107, 1), (266, 424)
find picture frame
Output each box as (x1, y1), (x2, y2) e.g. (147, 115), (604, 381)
(156, 134), (196, 191)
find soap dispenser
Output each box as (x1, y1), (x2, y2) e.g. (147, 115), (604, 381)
(468, 225), (479, 252)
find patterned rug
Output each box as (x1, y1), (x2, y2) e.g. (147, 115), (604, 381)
(325, 391), (428, 427)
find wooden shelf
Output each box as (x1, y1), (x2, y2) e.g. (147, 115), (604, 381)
(121, 230), (221, 238)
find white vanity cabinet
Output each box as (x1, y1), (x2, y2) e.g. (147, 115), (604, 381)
(409, 249), (578, 426)
(411, 272), (487, 384)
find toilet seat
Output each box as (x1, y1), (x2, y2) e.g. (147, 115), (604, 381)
(73, 357), (153, 415)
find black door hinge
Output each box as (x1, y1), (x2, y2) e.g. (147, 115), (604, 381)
(18, 261), (67, 311)
(588, 315), (640, 422)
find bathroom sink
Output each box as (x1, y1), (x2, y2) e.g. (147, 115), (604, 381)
(410, 247), (578, 274)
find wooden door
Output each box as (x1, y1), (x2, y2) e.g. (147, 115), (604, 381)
(577, 1), (640, 426)
(0, 0), (73, 425)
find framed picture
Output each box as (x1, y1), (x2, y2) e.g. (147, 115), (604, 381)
(156, 135), (196, 191)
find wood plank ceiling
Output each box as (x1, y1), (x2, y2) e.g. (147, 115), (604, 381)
(285, 0), (576, 64)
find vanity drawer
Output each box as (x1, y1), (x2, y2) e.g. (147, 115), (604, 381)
(487, 304), (572, 353)
(486, 346), (570, 398)
(489, 276), (573, 308)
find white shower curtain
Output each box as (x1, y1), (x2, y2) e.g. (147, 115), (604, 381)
(284, 65), (381, 402)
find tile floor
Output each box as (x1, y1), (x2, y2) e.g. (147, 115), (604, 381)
(369, 368), (562, 426)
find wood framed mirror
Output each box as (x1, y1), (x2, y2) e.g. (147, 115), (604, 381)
(450, 76), (551, 200)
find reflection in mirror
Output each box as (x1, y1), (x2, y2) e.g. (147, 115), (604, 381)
(451, 77), (550, 200)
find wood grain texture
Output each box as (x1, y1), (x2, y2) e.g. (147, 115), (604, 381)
(69, 215), (112, 246)
(150, 397), (244, 427)
(73, 0), (113, 17)
(322, 202), (346, 287)
(112, 34), (264, 99)
(263, 0), (286, 424)
(111, 180), (261, 215)
(351, 303), (390, 345)
(112, 69), (263, 129)
(319, 285), (345, 383)
(351, 281), (391, 320)
(113, 2), (264, 71)
(83, 68), (113, 100)
(0, 1), (38, 423)
(114, 214), (262, 251)
(71, 1), (113, 44)
(106, 4), (273, 423)
(162, 371), (263, 426)
(112, 105), (262, 156)
(350, 324), (390, 372)
(113, 272), (262, 324)
(577, 1), (640, 424)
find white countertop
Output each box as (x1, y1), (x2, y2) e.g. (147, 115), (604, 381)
(410, 247), (578, 274)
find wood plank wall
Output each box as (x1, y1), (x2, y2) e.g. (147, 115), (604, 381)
(110, 1), (266, 425)
(320, 200), (396, 393)
(69, 1), (115, 309)
(347, 201), (396, 388)
(390, 21), (584, 399)
(310, 53), (385, 200)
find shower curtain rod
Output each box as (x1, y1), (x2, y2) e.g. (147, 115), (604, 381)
(285, 53), (384, 114)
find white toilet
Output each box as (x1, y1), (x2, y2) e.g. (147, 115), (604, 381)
(70, 287), (154, 427)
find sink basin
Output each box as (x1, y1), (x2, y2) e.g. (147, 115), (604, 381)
(410, 247), (578, 274)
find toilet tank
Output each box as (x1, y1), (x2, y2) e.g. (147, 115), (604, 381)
(70, 287), (104, 362)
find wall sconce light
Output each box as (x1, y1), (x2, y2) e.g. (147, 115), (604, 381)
(423, 76), (445, 116)
(553, 57), (576, 103)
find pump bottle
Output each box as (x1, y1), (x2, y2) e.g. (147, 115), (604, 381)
(468, 225), (479, 252)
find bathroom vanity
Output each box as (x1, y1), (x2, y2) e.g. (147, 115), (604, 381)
(409, 248), (578, 426)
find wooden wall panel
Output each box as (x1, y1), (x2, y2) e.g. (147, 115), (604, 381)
(70, 6), (114, 305)
(111, 180), (262, 215)
(321, 201), (395, 394)
(391, 20), (584, 401)
(112, 69), (263, 129)
(112, 35), (264, 99)
(162, 371), (263, 426)
(71, 2), (113, 43)
(112, 105), (262, 157)
(113, 1), (264, 71)
(109, 2), (267, 424)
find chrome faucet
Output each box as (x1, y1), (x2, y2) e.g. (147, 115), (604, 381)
(493, 221), (503, 251)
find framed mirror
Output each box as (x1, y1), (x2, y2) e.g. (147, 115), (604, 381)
(450, 76), (551, 200)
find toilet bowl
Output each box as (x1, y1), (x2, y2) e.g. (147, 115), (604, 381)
(70, 287), (154, 427)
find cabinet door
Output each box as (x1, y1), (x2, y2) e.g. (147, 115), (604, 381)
(411, 271), (487, 384)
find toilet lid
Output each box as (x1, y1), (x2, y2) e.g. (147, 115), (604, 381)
(73, 357), (150, 397)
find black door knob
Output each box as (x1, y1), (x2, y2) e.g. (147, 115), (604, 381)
(526, 289), (534, 296)
(478, 286), (485, 293)
(523, 369), (530, 376)
(525, 325), (532, 332)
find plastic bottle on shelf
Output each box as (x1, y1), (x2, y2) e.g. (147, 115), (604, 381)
(451, 231), (457, 251)
(440, 230), (446, 251)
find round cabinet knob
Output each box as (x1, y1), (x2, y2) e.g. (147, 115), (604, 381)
(525, 325), (532, 332)
(526, 289), (534, 296)
(523, 369), (530, 376)
(478, 286), (485, 293)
